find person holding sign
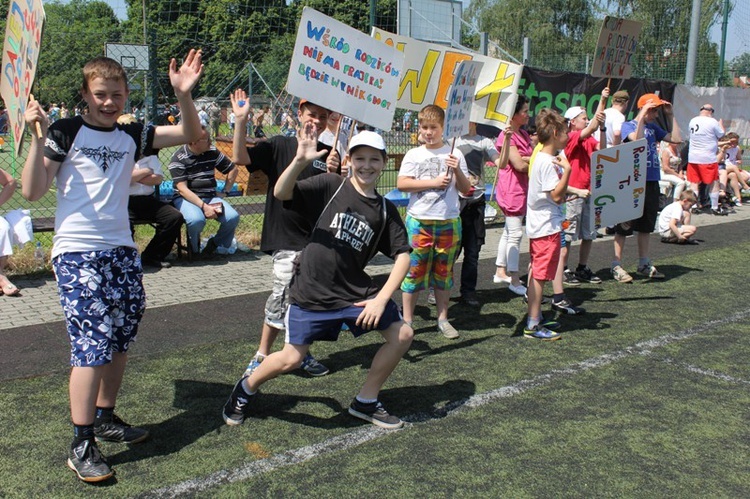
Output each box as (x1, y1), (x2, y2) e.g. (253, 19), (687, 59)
(524, 109), (571, 341)
(561, 87), (609, 288)
(223, 131), (413, 429)
(397, 105), (471, 339)
(493, 96), (532, 296)
(230, 90), (337, 379)
(22, 50), (204, 483)
(455, 122), (511, 307)
(611, 93), (682, 283)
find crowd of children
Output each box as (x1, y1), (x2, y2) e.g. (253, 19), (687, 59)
(8, 44), (747, 483)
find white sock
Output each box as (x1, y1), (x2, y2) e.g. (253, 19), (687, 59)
(710, 192), (719, 210)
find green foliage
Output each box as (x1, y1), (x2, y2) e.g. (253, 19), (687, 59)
(730, 52), (750, 75)
(36, 0), (122, 106)
(469, 0), (726, 84)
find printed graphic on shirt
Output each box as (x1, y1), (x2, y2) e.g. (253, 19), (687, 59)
(414, 156), (450, 206)
(329, 209), (375, 252)
(77, 145), (129, 173)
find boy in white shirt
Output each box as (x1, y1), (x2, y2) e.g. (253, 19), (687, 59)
(658, 190), (698, 244)
(525, 109), (571, 341)
(397, 105), (471, 339)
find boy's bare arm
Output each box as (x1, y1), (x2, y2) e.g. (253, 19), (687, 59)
(22, 101), (60, 201)
(0, 168), (16, 207)
(274, 123), (326, 200)
(448, 154), (472, 194)
(669, 218), (684, 241)
(153, 49), (204, 149)
(354, 251), (410, 330)
(662, 102), (682, 143)
(550, 155), (572, 204)
(224, 164), (239, 189)
(230, 89), (252, 165)
(582, 87), (610, 141)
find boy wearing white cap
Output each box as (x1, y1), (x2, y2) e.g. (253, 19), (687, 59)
(559, 87), (609, 294)
(223, 130), (413, 429)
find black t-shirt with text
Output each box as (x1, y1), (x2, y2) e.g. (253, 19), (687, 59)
(247, 135), (331, 253)
(288, 174), (410, 310)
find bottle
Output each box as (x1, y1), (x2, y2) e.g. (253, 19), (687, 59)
(34, 241), (45, 269)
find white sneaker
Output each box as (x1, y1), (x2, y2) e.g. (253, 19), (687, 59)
(437, 320), (459, 339)
(493, 275), (512, 284)
(508, 283), (527, 296)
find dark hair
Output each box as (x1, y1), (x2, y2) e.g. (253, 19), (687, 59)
(514, 95), (530, 116)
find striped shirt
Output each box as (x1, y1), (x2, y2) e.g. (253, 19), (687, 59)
(168, 145), (234, 199)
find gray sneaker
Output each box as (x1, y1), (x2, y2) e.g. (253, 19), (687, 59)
(611, 265), (633, 283)
(67, 439), (113, 483)
(438, 320), (459, 339)
(301, 353), (330, 376)
(348, 398), (404, 429)
(637, 264), (665, 279)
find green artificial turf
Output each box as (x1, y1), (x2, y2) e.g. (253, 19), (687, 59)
(1, 241), (749, 497)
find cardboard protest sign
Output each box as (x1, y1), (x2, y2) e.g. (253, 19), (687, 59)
(1, 0), (45, 155)
(287, 7), (404, 131)
(372, 28), (522, 129)
(443, 60), (483, 141)
(589, 138), (648, 229)
(591, 16), (642, 79)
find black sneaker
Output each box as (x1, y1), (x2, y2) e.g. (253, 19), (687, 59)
(67, 439), (113, 483)
(348, 398), (404, 429)
(552, 298), (586, 315)
(460, 291), (480, 307)
(301, 353), (330, 376)
(574, 266), (602, 284)
(223, 376), (253, 426)
(711, 207), (728, 216)
(94, 414), (149, 444)
(563, 269), (581, 286)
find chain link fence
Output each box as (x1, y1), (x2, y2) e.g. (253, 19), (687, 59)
(0, 0), (740, 265)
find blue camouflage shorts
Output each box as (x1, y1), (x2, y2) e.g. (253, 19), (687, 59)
(53, 247), (146, 367)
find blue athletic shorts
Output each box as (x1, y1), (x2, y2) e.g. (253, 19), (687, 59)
(284, 300), (402, 345)
(53, 247), (146, 367)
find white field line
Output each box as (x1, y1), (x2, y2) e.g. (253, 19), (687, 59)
(661, 358), (750, 385)
(142, 310), (750, 498)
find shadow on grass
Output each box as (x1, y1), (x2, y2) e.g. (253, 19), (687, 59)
(106, 378), (476, 466)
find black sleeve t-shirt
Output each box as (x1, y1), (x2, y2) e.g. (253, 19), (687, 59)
(287, 174), (410, 310)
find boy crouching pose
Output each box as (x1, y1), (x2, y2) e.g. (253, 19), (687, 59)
(223, 130), (413, 428)
(659, 190), (698, 244)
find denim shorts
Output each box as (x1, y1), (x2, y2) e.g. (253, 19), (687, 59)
(53, 247), (145, 367)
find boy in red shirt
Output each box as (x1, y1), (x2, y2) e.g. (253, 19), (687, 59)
(560, 88), (609, 292)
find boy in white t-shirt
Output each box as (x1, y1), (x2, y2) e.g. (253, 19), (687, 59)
(525, 109), (572, 341)
(659, 190), (698, 244)
(397, 105), (471, 339)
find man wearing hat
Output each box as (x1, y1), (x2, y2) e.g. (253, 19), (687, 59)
(229, 90), (340, 378)
(603, 90), (630, 147)
(611, 93), (682, 283)
(687, 104), (725, 215)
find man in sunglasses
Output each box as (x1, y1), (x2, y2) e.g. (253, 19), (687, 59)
(687, 104), (726, 215)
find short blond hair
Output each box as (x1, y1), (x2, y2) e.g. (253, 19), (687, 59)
(81, 57), (127, 93)
(535, 108), (567, 144)
(418, 104), (444, 126)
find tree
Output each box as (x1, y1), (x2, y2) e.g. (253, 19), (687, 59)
(730, 52), (750, 76)
(35, 0), (122, 106)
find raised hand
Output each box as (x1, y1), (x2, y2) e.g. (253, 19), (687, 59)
(230, 89), (252, 122)
(169, 49), (204, 97)
(295, 121), (326, 163)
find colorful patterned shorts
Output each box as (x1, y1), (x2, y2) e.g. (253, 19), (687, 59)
(53, 247), (145, 367)
(401, 216), (461, 293)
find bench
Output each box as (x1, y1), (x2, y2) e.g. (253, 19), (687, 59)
(31, 200), (195, 262)
(213, 136), (269, 195)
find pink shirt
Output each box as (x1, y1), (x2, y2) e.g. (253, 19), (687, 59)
(495, 129), (531, 216)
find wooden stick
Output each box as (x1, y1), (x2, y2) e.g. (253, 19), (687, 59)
(332, 117), (343, 175)
(29, 94), (43, 139)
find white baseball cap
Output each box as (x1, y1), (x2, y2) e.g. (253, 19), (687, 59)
(348, 130), (387, 155)
(563, 106), (586, 121)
